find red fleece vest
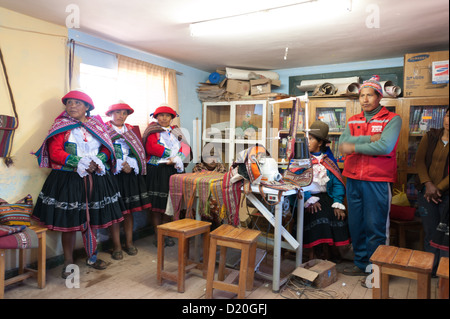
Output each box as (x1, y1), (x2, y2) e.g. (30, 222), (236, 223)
(343, 107), (399, 183)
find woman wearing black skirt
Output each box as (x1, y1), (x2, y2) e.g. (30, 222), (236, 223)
(105, 102), (152, 259)
(142, 104), (191, 246)
(302, 121), (350, 260)
(32, 90), (125, 278)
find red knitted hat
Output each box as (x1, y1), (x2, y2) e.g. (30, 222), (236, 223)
(150, 104), (178, 118)
(105, 103), (134, 116)
(62, 90), (95, 111)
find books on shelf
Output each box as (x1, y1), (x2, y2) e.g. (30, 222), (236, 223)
(409, 106), (447, 133)
(316, 109), (345, 132)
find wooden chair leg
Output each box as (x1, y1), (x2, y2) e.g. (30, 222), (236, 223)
(0, 249), (5, 299)
(246, 242), (257, 290)
(157, 229), (164, 286)
(205, 238), (217, 299)
(178, 235), (186, 293)
(417, 273), (431, 299)
(218, 246), (227, 281)
(37, 232), (46, 288)
(237, 244), (249, 299)
(202, 232), (210, 278)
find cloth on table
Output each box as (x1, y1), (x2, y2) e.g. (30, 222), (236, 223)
(169, 171), (225, 220)
(0, 225), (38, 249)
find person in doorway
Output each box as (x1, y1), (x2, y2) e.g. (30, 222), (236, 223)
(302, 120), (350, 261)
(415, 107), (449, 275)
(142, 103), (191, 247)
(339, 75), (402, 280)
(105, 102), (152, 259)
(32, 89), (125, 278)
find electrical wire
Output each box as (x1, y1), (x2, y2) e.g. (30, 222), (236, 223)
(279, 275), (343, 299)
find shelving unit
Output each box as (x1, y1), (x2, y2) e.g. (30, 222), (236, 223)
(202, 100), (267, 167)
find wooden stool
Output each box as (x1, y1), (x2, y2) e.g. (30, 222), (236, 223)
(390, 217), (424, 250)
(205, 224), (260, 299)
(157, 218), (211, 293)
(436, 257), (449, 299)
(0, 225), (47, 299)
(370, 245), (434, 299)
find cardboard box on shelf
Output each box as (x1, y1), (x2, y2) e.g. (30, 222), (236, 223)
(403, 50), (449, 97)
(250, 78), (271, 95)
(250, 79), (282, 96)
(226, 79), (250, 95)
(292, 259), (337, 288)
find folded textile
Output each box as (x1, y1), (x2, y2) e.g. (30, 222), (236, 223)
(0, 225), (38, 249)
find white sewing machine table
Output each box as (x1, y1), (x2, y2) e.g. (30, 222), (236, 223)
(243, 184), (305, 293)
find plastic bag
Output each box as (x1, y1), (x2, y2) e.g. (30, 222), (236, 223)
(391, 185), (410, 207)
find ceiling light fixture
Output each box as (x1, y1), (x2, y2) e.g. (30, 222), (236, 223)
(189, 0), (351, 38)
(189, 0), (317, 37)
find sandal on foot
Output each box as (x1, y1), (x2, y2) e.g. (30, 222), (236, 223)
(112, 250), (123, 260)
(164, 237), (175, 247)
(124, 246), (138, 256)
(342, 265), (367, 276)
(86, 258), (107, 270)
(61, 265), (72, 279)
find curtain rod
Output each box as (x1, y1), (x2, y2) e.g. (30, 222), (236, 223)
(70, 40), (183, 76)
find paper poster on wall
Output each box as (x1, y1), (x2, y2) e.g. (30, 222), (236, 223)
(432, 60), (449, 84)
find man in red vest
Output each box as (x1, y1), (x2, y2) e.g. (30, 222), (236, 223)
(339, 75), (402, 283)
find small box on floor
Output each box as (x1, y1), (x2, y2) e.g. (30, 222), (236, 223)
(292, 259), (337, 288)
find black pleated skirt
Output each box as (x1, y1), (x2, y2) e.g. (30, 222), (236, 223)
(303, 192), (351, 248)
(145, 163), (178, 214)
(32, 170), (125, 232)
(112, 171), (152, 214)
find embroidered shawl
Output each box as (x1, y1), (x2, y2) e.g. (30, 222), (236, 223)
(311, 154), (345, 186)
(34, 111), (116, 172)
(105, 121), (147, 175)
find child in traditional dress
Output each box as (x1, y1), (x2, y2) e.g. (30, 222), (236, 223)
(303, 120), (350, 260)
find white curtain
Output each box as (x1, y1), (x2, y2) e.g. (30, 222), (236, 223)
(116, 55), (179, 133)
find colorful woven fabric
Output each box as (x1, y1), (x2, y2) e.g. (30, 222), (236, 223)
(221, 167), (242, 226)
(34, 112), (116, 172)
(0, 195), (33, 226)
(359, 75), (383, 96)
(0, 115), (16, 158)
(105, 122), (147, 175)
(0, 225), (38, 249)
(169, 171), (225, 220)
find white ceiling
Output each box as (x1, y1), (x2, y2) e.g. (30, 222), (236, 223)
(0, 0), (449, 72)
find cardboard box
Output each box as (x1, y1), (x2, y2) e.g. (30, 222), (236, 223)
(403, 51), (449, 97)
(250, 78), (271, 95)
(292, 259), (337, 288)
(226, 79), (250, 95)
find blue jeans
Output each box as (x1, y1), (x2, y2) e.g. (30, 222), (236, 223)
(346, 178), (391, 271)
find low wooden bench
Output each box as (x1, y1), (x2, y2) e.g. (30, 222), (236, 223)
(0, 225), (47, 299)
(436, 257), (449, 299)
(157, 218), (211, 293)
(370, 245), (434, 299)
(205, 224), (260, 299)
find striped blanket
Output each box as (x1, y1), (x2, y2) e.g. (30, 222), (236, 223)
(169, 171), (225, 221)
(34, 112), (116, 172)
(0, 225), (38, 249)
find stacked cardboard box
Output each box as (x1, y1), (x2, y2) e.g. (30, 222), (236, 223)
(403, 50), (449, 97)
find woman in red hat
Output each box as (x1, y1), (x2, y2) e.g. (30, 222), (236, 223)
(104, 102), (151, 259)
(142, 103), (191, 246)
(32, 90), (126, 278)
